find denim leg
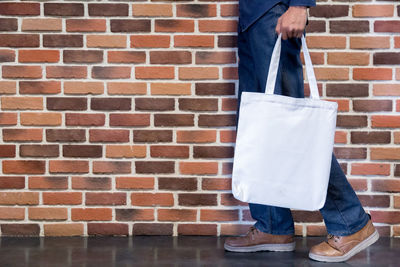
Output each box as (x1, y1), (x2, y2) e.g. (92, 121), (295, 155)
(320, 153), (370, 236)
(237, 3), (295, 235)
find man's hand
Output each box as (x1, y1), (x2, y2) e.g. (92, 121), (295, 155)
(275, 6), (308, 40)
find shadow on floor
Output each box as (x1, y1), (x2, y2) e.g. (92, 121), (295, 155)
(0, 236), (398, 266)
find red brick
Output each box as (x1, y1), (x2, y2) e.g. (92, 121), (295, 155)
(220, 4), (239, 17)
(0, 207), (25, 220)
(65, 113), (105, 126)
(353, 5), (394, 17)
(372, 115), (400, 128)
(174, 35), (214, 48)
(110, 113), (150, 126)
(158, 209), (197, 221)
(2, 160), (45, 174)
(44, 131), (82, 150)
(370, 211), (400, 224)
(29, 207), (67, 220)
(45, 3), (84, 16)
(177, 4), (217, 17)
(136, 66), (174, 79)
(2, 128), (42, 142)
(0, 176), (24, 189)
(22, 18), (62, 32)
(3, 65), (42, 79)
(106, 145), (146, 158)
(179, 162), (218, 175)
(133, 223), (173, 235)
(375, 21), (400, 33)
(178, 193), (217, 206)
(46, 66), (87, 79)
(0, 34), (39, 47)
(131, 35), (170, 48)
(371, 148), (400, 160)
(178, 224), (217, 235)
(91, 98), (131, 111)
(43, 192), (82, 205)
(1, 96), (43, 110)
(20, 81), (61, 94)
(72, 208), (112, 221)
(92, 66), (131, 79)
(177, 130), (217, 143)
(196, 51), (236, 64)
(150, 51), (191, 64)
(350, 37), (390, 49)
(131, 193), (174, 207)
(158, 177), (197, 191)
(202, 178), (231, 191)
(63, 50), (103, 63)
(43, 34), (83, 47)
(72, 176), (111, 190)
(63, 145), (102, 158)
(19, 50), (59, 63)
(92, 161), (131, 174)
(87, 35), (126, 48)
(116, 209), (154, 221)
(179, 67), (219, 80)
(108, 82), (146, 95)
(155, 19), (194, 32)
(0, 81), (16, 94)
(200, 209), (238, 221)
(66, 19), (106, 32)
(86, 193), (126, 205)
(116, 177), (154, 190)
(88, 223), (129, 236)
(19, 145), (58, 157)
(133, 130), (172, 142)
(64, 81), (104, 94)
(135, 98), (174, 111)
(309, 5), (348, 18)
(0, 3), (40, 15)
(353, 68), (392, 80)
(351, 163), (390, 176)
(150, 145), (189, 158)
(132, 4), (172, 17)
(151, 83), (191, 95)
(1, 224), (39, 236)
(49, 160), (89, 174)
(44, 224), (83, 236)
(108, 51), (146, 63)
(0, 145), (15, 157)
(0, 192), (39, 205)
(135, 161), (175, 174)
(0, 19), (17, 32)
(154, 114), (194, 127)
(199, 20), (237, 32)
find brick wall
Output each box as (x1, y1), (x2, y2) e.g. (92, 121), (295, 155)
(0, 0), (398, 237)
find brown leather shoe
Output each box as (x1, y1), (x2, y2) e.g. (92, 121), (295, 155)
(309, 219), (379, 262)
(224, 225), (295, 252)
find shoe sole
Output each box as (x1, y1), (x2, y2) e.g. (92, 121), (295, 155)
(308, 229), (380, 263)
(224, 241), (296, 253)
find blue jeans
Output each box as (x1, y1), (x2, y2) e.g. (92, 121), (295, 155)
(236, 3), (370, 236)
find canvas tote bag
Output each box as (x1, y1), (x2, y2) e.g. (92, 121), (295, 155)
(231, 34), (338, 211)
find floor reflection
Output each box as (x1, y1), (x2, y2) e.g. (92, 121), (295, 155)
(0, 237), (398, 266)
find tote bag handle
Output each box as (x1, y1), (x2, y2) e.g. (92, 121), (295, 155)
(265, 33), (320, 100)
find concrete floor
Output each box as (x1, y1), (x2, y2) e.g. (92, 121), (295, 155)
(0, 236), (398, 267)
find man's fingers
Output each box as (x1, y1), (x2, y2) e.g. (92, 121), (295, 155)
(282, 29), (288, 40)
(275, 17), (282, 34)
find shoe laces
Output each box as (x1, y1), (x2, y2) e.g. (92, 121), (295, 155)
(327, 233), (341, 243)
(247, 226), (260, 240)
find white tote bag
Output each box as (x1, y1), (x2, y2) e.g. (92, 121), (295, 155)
(231, 34), (338, 211)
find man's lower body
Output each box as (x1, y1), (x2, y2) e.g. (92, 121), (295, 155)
(225, 3), (379, 262)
